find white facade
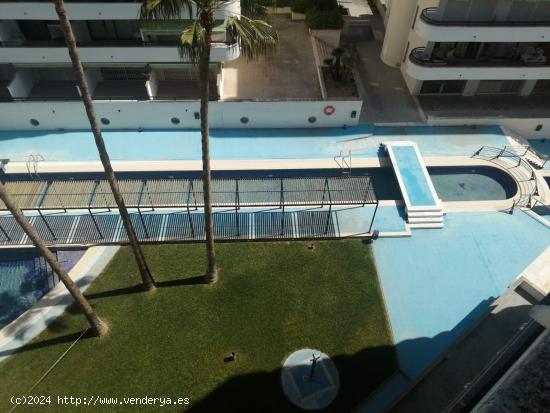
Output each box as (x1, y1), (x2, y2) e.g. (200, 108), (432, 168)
(0, 0), (241, 104)
(0, 1), (241, 21)
(381, 0), (550, 96)
(0, 100), (363, 130)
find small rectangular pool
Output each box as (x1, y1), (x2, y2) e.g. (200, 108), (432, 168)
(0, 249), (85, 330)
(391, 146), (436, 207)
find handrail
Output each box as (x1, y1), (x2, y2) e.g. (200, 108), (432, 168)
(504, 144), (549, 169)
(409, 46), (549, 68)
(421, 7), (550, 27)
(474, 146), (540, 208)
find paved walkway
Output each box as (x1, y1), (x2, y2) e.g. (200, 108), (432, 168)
(0, 205), (407, 247)
(352, 16), (425, 124)
(222, 15), (321, 100)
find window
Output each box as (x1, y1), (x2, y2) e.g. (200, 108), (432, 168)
(477, 80), (522, 94)
(420, 80), (466, 95)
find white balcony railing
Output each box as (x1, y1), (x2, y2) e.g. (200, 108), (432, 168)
(417, 7), (550, 43)
(0, 41), (240, 64)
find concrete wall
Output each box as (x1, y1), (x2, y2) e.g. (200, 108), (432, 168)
(0, 100), (363, 130)
(380, 0), (418, 67)
(0, 20), (24, 42)
(7, 71), (34, 98)
(428, 117), (550, 139)
(84, 69), (102, 95)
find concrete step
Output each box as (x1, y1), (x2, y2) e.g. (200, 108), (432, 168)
(407, 216), (443, 224)
(407, 210), (445, 219)
(407, 207), (444, 215)
(409, 222), (445, 229)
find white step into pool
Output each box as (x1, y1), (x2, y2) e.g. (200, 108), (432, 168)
(385, 141), (444, 229)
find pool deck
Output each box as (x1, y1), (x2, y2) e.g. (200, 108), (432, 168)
(361, 210), (550, 412)
(0, 124), (548, 409)
(0, 246), (119, 362)
(0, 125), (509, 165)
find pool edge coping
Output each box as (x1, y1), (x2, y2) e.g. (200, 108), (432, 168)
(0, 245), (119, 363)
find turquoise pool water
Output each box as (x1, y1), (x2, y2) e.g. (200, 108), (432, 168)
(0, 249), (85, 329)
(1, 165), (517, 203)
(430, 166), (517, 201)
(391, 146), (436, 207)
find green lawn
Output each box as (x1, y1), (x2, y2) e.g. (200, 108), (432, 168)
(0, 240), (396, 412)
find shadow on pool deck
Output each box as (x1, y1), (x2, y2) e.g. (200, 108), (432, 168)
(185, 297), (538, 413)
(0, 290), (537, 413)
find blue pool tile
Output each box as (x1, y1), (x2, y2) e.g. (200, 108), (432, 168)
(0, 125), (510, 163)
(373, 211), (550, 379)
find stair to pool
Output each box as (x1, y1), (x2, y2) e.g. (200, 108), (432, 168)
(384, 141), (445, 229)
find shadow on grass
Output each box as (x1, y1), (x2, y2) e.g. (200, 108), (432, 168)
(0, 328), (94, 357)
(183, 299), (541, 413)
(85, 276), (205, 300)
(185, 345), (397, 413)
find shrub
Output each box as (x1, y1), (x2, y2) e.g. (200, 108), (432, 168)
(305, 8), (344, 30)
(315, 0), (339, 11)
(290, 0), (315, 13)
(258, 0), (292, 7)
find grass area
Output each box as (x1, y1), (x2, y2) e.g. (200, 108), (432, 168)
(0, 240), (396, 412)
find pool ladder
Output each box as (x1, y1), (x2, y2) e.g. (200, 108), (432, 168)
(334, 150), (352, 174)
(26, 154), (45, 180)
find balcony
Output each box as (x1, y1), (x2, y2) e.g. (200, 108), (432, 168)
(0, 67), (220, 102)
(416, 7), (550, 42)
(0, 40), (240, 64)
(407, 46), (550, 81)
(0, 0), (239, 21)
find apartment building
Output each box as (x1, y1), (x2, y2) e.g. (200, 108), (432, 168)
(0, 0), (240, 103)
(381, 0), (550, 97)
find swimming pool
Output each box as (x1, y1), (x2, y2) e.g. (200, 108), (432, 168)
(429, 166), (517, 201)
(0, 165), (517, 203)
(0, 249), (85, 329)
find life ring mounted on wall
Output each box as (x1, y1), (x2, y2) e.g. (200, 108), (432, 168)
(323, 105), (336, 116)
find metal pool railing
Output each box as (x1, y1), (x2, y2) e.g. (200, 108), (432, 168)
(473, 146), (540, 210)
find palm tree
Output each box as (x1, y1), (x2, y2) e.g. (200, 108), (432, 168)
(141, 0), (278, 284)
(0, 183), (108, 336)
(52, 0), (156, 292)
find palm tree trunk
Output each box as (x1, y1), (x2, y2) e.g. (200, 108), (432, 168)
(0, 183), (107, 336)
(53, 0), (155, 291)
(199, 9), (218, 284)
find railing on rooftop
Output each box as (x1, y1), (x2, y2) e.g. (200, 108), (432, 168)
(409, 47), (550, 68)
(421, 7), (550, 27)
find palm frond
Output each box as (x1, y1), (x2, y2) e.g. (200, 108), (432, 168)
(140, 0), (195, 20)
(178, 20), (208, 63)
(239, 0), (268, 19)
(226, 15), (278, 60)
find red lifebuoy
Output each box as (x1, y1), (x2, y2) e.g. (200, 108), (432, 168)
(324, 105), (335, 116)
